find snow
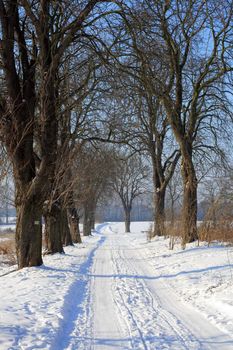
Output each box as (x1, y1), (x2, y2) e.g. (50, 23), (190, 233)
(0, 237), (11, 242)
(0, 225), (15, 233)
(0, 222), (233, 349)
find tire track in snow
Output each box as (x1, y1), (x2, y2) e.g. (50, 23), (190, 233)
(121, 251), (198, 349)
(90, 234), (132, 350)
(129, 241), (216, 349)
(110, 236), (203, 350)
(110, 247), (150, 350)
(52, 223), (232, 350)
(115, 232), (233, 350)
(118, 247), (195, 349)
(50, 235), (106, 350)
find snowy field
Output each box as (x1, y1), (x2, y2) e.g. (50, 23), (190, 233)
(0, 222), (233, 349)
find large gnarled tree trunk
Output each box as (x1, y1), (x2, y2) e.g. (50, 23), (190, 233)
(0, 1), (46, 268)
(15, 189), (43, 268)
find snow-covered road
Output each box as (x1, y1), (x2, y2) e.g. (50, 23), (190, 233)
(1, 222), (233, 350)
(67, 223), (233, 350)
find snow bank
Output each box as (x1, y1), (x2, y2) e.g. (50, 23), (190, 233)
(125, 222), (233, 337)
(0, 232), (101, 350)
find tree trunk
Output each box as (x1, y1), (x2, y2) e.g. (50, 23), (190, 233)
(68, 208), (82, 243)
(170, 196), (175, 227)
(90, 205), (96, 231)
(0, 1), (60, 268)
(83, 204), (92, 236)
(151, 159), (166, 237)
(124, 208), (131, 233)
(5, 202), (9, 225)
(62, 209), (73, 246)
(153, 188), (166, 237)
(16, 196), (43, 269)
(180, 144), (198, 246)
(43, 202), (64, 254)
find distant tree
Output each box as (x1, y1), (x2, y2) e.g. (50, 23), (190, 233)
(112, 154), (148, 233)
(0, 150), (14, 224)
(73, 146), (115, 236)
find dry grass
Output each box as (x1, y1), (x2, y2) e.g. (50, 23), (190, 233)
(0, 235), (16, 266)
(0, 233), (15, 241)
(165, 218), (233, 248)
(165, 222), (182, 249)
(198, 221), (233, 245)
(146, 223), (154, 242)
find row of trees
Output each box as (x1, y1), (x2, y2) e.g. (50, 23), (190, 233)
(0, 0), (123, 268)
(105, 0), (233, 246)
(0, 0), (233, 268)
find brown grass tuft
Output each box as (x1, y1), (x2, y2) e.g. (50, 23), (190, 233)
(0, 239), (16, 265)
(165, 222), (182, 249)
(198, 220), (233, 245)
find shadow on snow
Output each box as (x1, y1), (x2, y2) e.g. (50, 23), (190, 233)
(87, 263), (233, 281)
(50, 234), (106, 350)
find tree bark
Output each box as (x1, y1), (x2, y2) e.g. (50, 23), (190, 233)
(170, 196), (175, 227)
(153, 188), (166, 237)
(16, 195), (43, 269)
(0, 2), (43, 268)
(68, 208), (82, 243)
(124, 208), (131, 233)
(90, 204), (96, 231)
(83, 203), (92, 236)
(180, 143), (198, 246)
(62, 209), (73, 246)
(43, 202), (64, 254)
(151, 157), (166, 237)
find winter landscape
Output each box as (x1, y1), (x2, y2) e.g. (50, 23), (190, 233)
(1, 0), (233, 349)
(1, 222), (233, 349)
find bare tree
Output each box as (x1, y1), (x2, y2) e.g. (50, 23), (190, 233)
(112, 153), (148, 233)
(100, 5), (181, 236)
(141, 0), (233, 245)
(0, 0), (118, 268)
(73, 145), (115, 236)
